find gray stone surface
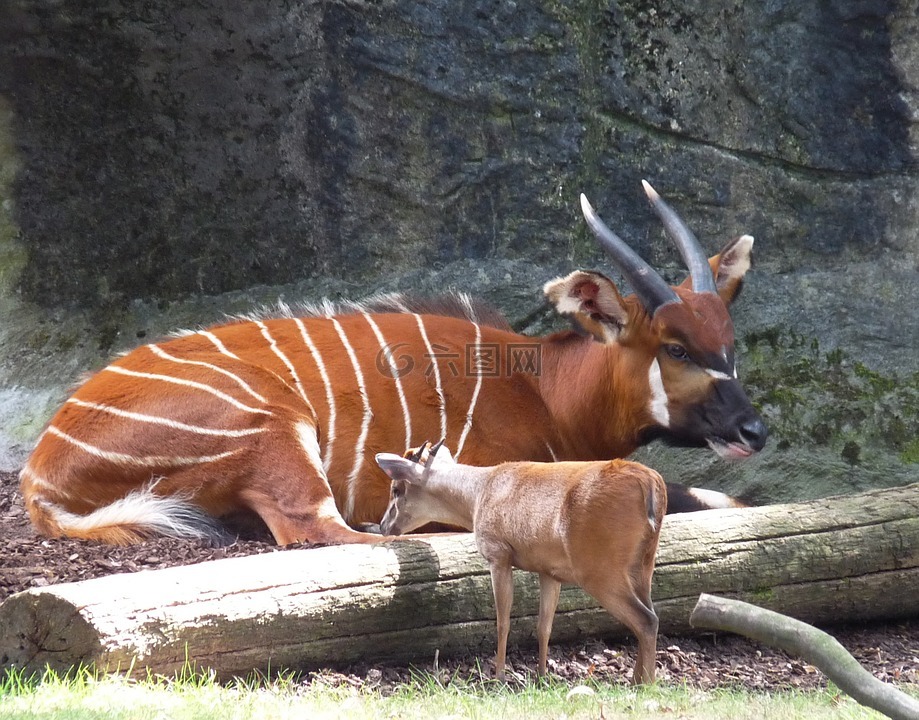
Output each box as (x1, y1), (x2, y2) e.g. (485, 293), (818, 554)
(0, 1), (917, 500)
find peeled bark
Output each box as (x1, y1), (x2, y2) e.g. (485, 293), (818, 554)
(691, 593), (919, 720)
(1, 483), (918, 679)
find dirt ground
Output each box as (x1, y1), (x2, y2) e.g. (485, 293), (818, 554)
(2, 468), (918, 693)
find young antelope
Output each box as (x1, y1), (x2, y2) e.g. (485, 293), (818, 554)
(376, 441), (666, 684)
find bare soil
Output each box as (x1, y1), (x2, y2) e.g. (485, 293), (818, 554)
(2, 469), (917, 692)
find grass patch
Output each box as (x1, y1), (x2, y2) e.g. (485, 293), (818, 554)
(0, 665), (890, 720)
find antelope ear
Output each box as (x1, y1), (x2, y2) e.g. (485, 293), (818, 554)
(678, 235), (753, 306)
(431, 443), (456, 465)
(375, 453), (425, 484)
(544, 270), (629, 343)
(710, 235), (753, 306)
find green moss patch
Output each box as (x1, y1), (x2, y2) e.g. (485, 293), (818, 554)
(739, 328), (919, 466)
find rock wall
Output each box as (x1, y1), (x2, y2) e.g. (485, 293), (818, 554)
(0, 0), (917, 501)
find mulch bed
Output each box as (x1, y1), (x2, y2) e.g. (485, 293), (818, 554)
(2, 468), (917, 692)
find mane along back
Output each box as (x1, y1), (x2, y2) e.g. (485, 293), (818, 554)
(364, 292), (512, 332)
(239, 291), (513, 331)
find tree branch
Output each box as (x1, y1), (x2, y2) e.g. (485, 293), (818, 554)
(690, 593), (919, 720)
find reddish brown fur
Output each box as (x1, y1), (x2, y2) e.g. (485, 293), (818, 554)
(538, 319), (655, 460)
(23, 312), (562, 544)
(21, 236), (758, 545)
(377, 451), (666, 683)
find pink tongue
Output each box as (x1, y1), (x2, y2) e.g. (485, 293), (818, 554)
(724, 443), (754, 459)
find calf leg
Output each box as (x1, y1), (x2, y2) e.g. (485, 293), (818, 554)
(629, 596), (659, 685)
(488, 562), (515, 681)
(536, 574), (561, 677)
(630, 544), (660, 681)
(582, 576), (659, 684)
(617, 592), (658, 685)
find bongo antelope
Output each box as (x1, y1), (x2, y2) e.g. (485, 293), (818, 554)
(20, 182), (766, 545)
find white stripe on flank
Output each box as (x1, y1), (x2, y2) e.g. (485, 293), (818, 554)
(648, 359), (670, 427)
(332, 318), (372, 522)
(200, 331), (241, 359)
(364, 313), (412, 449)
(148, 343), (268, 403)
(294, 420), (325, 474)
(19, 464), (73, 498)
(103, 365), (273, 415)
(414, 314), (447, 441)
(545, 441), (558, 462)
(455, 322), (483, 459)
(66, 398), (266, 437)
(295, 318), (337, 473)
(294, 420), (344, 522)
(46, 425), (240, 467)
(255, 320), (310, 404)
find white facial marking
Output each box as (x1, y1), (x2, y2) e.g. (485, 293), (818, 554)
(648, 359), (670, 427)
(706, 347), (735, 381)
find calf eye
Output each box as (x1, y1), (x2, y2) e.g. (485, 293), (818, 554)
(666, 344), (689, 361)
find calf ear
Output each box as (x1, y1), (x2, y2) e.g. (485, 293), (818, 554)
(544, 270), (629, 343)
(431, 443), (455, 465)
(375, 453), (426, 484)
(682, 235), (754, 306)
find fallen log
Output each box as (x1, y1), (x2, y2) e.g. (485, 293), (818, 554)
(690, 594), (919, 720)
(1, 482), (918, 679)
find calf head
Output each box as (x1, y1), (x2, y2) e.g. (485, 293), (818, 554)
(376, 439), (454, 534)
